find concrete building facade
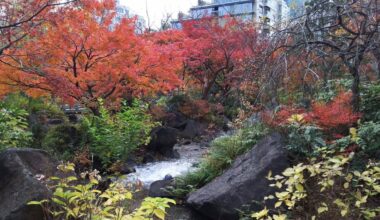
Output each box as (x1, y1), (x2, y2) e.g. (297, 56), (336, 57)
(173, 0), (289, 34)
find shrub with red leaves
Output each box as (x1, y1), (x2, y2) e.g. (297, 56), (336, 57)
(310, 92), (361, 134)
(262, 106), (307, 128)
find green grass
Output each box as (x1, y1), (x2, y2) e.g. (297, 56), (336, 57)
(170, 123), (269, 197)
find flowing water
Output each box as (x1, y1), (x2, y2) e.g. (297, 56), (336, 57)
(123, 143), (208, 187)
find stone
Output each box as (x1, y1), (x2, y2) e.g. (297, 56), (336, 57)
(119, 163), (136, 175)
(147, 127), (178, 158)
(0, 148), (59, 220)
(187, 133), (289, 220)
(164, 174), (173, 181)
(148, 179), (174, 198)
(178, 120), (203, 139)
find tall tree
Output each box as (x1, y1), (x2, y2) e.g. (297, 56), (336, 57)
(0, 0), (75, 58)
(0, 0), (182, 112)
(281, 0), (380, 111)
(180, 17), (265, 100)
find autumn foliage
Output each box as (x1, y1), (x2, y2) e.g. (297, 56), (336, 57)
(310, 92), (361, 133)
(180, 17), (265, 100)
(0, 0), (182, 111)
(264, 92), (361, 135)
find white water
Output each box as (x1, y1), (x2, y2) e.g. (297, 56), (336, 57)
(122, 143), (208, 187)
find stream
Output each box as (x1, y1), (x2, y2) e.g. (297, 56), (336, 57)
(122, 142), (209, 188)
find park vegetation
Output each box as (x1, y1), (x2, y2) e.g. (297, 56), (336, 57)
(0, 0), (379, 219)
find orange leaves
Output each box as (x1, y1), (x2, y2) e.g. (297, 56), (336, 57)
(264, 92), (361, 136)
(310, 92), (361, 133)
(179, 17), (264, 99)
(0, 0), (182, 107)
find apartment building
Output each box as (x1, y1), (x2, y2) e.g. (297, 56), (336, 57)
(172, 0), (289, 34)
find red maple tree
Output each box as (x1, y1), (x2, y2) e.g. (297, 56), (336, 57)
(0, 0), (182, 112)
(180, 17), (265, 100)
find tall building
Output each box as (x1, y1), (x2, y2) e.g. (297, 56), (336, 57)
(113, 0), (146, 34)
(114, 0), (130, 24)
(287, 0), (307, 18)
(172, 0), (289, 33)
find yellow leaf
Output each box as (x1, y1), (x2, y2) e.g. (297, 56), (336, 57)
(273, 214), (287, 220)
(275, 201), (282, 208)
(296, 183), (304, 192)
(153, 209), (166, 220)
(251, 207), (269, 219)
(341, 209), (348, 217)
(344, 182), (349, 189)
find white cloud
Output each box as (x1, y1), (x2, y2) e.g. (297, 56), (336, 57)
(120, 0), (210, 29)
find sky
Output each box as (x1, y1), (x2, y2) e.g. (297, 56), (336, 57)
(120, 0), (211, 29)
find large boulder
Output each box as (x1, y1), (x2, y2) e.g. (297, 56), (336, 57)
(147, 127), (179, 158)
(187, 133), (289, 220)
(0, 148), (59, 220)
(177, 120), (204, 139)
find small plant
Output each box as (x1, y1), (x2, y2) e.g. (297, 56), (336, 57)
(28, 162), (175, 220)
(0, 106), (32, 150)
(285, 114), (326, 157)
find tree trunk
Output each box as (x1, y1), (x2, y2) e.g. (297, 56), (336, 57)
(351, 67), (361, 112)
(89, 106), (100, 116)
(372, 48), (380, 80)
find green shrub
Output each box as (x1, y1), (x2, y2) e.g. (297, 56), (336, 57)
(83, 99), (158, 166)
(2, 93), (65, 118)
(172, 123), (269, 197)
(1, 93), (68, 149)
(29, 162), (175, 220)
(315, 79), (352, 102)
(0, 106), (32, 150)
(361, 82), (380, 122)
(286, 123), (326, 157)
(41, 123), (86, 160)
(357, 121), (380, 155)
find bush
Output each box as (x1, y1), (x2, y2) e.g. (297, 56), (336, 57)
(315, 79), (353, 102)
(28, 163), (175, 220)
(0, 106), (32, 150)
(357, 121), (380, 155)
(251, 150), (380, 219)
(310, 92), (361, 135)
(172, 123), (269, 197)
(361, 83), (380, 122)
(1, 93), (68, 149)
(83, 99), (158, 166)
(41, 123), (86, 161)
(286, 122), (326, 157)
(2, 93), (65, 118)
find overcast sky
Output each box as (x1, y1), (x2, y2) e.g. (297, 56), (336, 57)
(120, 0), (211, 29)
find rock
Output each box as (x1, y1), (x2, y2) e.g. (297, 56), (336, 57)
(187, 133), (289, 220)
(164, 174), (173, 181)
(119, 163), (136, 175)
(142, 153), (157, 163)
(110, 160), (136, 175)
(167, 205), (211, 220)
(178, 120), (204, 139)
(148, 179), (174, 198)
(165, 112), (188, 129)
(0, 148), (59, 220)
(68, 114), (78, 123)
(148, 127), (178, 158)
